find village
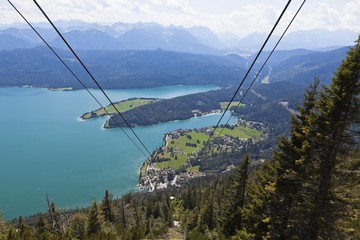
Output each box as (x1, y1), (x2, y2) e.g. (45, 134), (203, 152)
(139, 119), (268, 191)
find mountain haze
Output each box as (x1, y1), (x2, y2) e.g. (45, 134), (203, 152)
(0, 21), (357, 54)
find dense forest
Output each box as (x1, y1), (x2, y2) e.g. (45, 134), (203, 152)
(106, 87), (236, 128)
(107, 82), (304, 128)
(0, 45), (348, 89)
(0, 38), (359, 240)
(0, 47), (245, 89)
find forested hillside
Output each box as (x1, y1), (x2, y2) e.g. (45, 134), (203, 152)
(0, 47), (246, 89)
(0, 45), (348, 89)
(106, 82), (304, 128)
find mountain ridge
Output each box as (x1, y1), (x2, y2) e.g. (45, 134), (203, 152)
(0, 46), (348, 89)
(0, 21), (357, 54)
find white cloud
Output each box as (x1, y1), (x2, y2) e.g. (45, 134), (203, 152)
(343, 0), (360, 31)
(1, 0), (359, 36)
(225, 4), (278, 36)
(290, 1), (360, 33)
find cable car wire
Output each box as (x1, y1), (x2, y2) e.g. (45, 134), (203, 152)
(7, 0), (149, 158)
(198, 0), (292, 158)
(214, 0), (307, 141)
(33, 0), (152, 156)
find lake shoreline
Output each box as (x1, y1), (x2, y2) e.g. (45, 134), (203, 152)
(0, 85), (224, 220)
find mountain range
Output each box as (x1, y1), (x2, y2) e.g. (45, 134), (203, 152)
(0, 21), (357, 54)
(0, 45), (348, 89)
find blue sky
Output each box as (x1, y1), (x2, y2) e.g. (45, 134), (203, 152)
(2, 0), (359, 37)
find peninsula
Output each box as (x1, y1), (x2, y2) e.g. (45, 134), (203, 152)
(80, 97), (159, 120)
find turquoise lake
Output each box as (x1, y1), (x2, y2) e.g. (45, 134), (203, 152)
(0, 85), (237, 219)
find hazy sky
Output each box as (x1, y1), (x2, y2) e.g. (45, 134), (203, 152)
(2, 0), (360, 37)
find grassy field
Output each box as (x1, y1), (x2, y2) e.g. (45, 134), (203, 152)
(155, 126), (262, 170)
(82, 98), (158, 119)
(220, 101), (245, 109)
(156, 132), (208, 169)
(261, 66), (272, 84)
(261, 75), (270, 84)
(187, 166), (200, 172)
(156, 154), (188, 169)
(168, 132), (208, 153)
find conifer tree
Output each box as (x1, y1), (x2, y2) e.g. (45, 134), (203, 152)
(118, 198), (127, 228)
(17, 216), (33, 239)
(197, 195), (215, 231)
(270, 80), (320, 239)
(87, 201), (102, 236)
(306, 36), (360, 239)
(101, 189), (114, 223)
(35, 215), (48, 236)
(221, 155), (250, 236)
(240, 161), (277, 238)
(48, 202), (63, 234)
(269, 36), (360, 239)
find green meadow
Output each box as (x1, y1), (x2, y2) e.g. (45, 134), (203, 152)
(219, 101), (245, 109)
(82, 98), (158, 119)
(155, 126), (262, 171)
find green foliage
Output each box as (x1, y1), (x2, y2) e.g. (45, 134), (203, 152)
(219, 101), (245, 109)
(268, 36), (360, 239)
(221, 155), (250, 236)
(107, 87), (235, 128)
(269, 79), (321, 239)
(69, 213), (87, 240)
(87, 201), (102, 236)
(102, 190), (115, 223)
(154, 126), (261, 172)
(334, 151), (360, 239)
(82, 98), (158, 119)
(232, 229), (256, 240)
(17, 217), (33, 239)
(0, 211), (7, 239)
(240, 161), (277, 239)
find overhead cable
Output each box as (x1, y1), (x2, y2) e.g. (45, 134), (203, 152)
(199, 0), (292, 158)
(7, 0), (148, 158)
(215, 0), (307, 140)
(33, 0), (152, 156)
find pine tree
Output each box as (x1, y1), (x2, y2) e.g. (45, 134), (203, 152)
(197, 195), (215, 231)
(240, 161), (277, 239)
(35, 215), (48, 236)
(221, 155), (250, 236)
(87, 201), (102, 236)
(101, 189), (114, 223)
(118, 198), (127, 228)
(306, 36), (360, 239)
(270, 80), (320, 239)
(17, 216), (33, 239)
(48, 202), (63, 234)
(269, 36), (360, 239)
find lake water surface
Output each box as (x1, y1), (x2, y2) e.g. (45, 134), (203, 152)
(0, 85), (237, 219)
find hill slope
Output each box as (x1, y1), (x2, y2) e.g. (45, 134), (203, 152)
(0, 47), (247, 89)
